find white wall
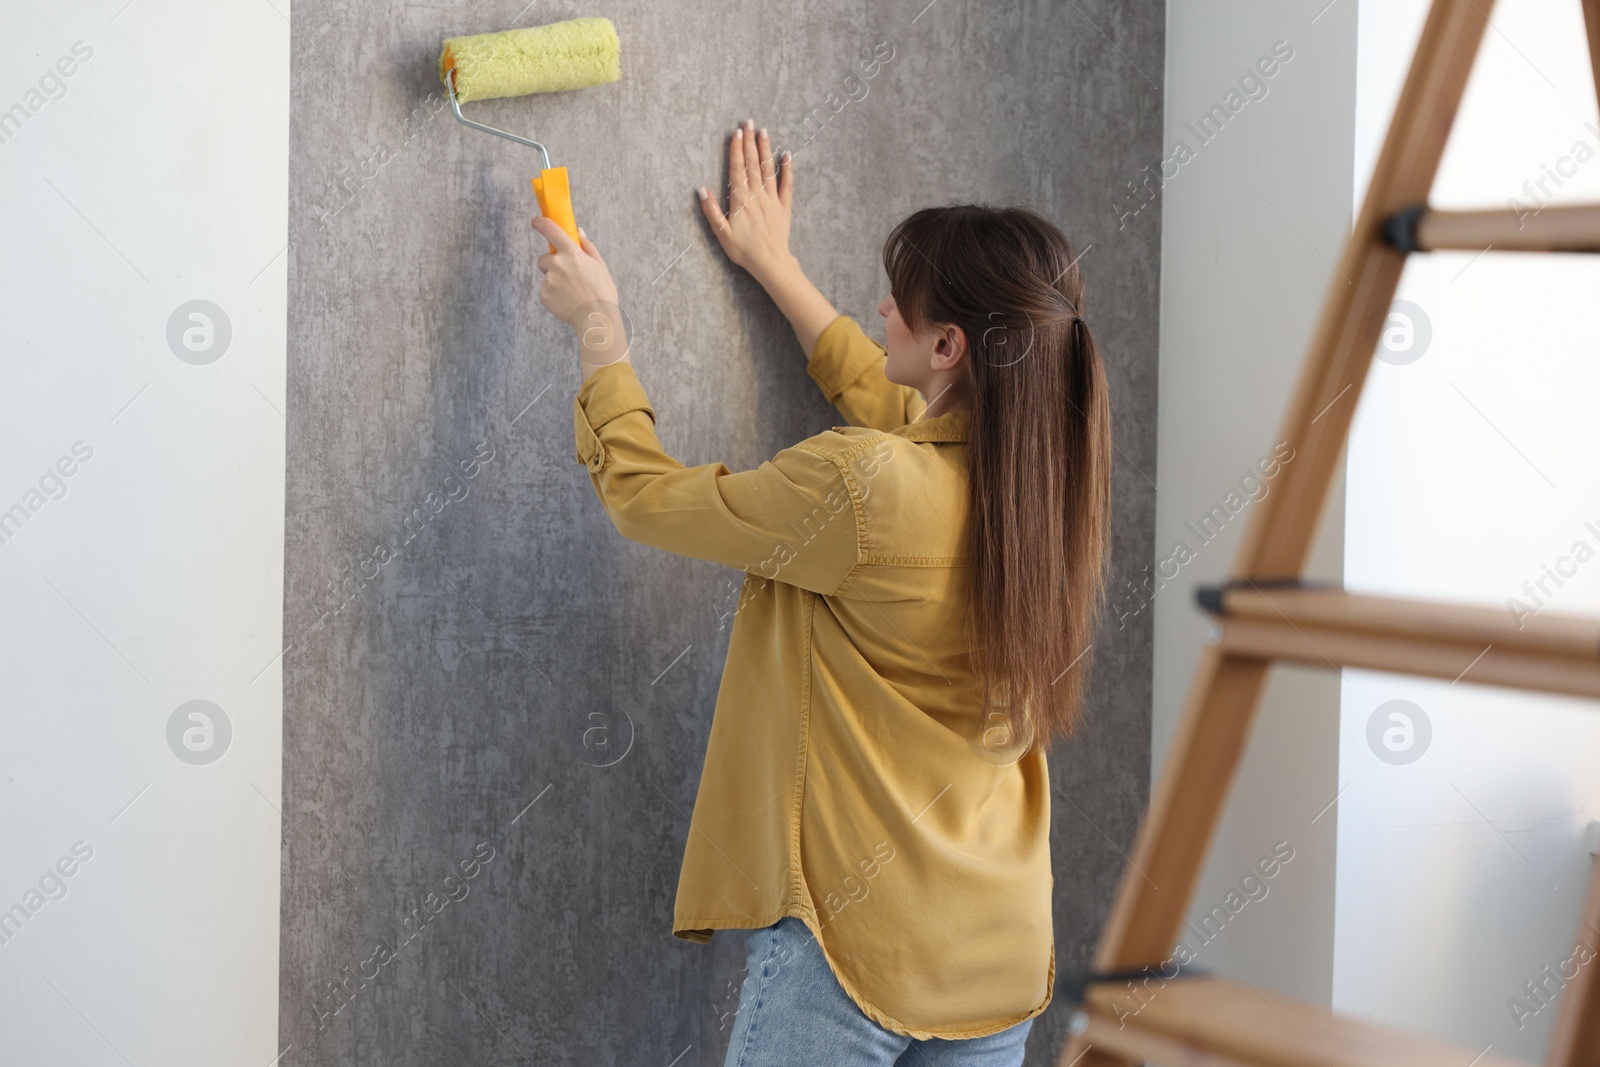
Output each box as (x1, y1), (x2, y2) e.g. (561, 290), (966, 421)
(1151, 0), (1354, 1004)
(1338, 0), (1600, 1059)
(0, 2), (287, 1064)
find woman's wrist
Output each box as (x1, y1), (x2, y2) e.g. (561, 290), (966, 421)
(748, 251), (803, 292)
(571, 302), (632, 382)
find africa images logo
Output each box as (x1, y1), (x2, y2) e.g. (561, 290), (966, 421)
(166, 700), (232, 765)
(166, 300), (232, 365)
(1366, 699), (1431, 765)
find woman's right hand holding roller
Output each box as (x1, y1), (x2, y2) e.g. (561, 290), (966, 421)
(700, 120), (839, 355)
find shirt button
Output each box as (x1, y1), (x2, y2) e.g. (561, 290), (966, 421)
(588, 451), (604, 471)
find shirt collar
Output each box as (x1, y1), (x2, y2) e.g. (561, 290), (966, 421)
(900, 408), (968, 442)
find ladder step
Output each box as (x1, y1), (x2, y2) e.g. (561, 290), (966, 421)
(1199, 584), (1600, 698)
(1074, 974), (1532, 1067)
(1386, 202), (1600, 252)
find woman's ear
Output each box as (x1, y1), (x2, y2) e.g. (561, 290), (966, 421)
(931, 324), (968, 371)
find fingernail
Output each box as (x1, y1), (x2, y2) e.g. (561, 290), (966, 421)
(697, 187), (708, 200)
(579, 226), (587, 238)
(782, 150), (791, 161)
(759, 127), (768, 140)
(733, 127), (742, 140)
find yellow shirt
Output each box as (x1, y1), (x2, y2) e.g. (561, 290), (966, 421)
(572, 314), (1054, 1040)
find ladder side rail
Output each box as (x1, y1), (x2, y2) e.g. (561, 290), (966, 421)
(1058, 2), (1498, 1063)
(1544, 845), (1600, 1067)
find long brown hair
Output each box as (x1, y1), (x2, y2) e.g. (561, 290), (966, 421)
(883, 205), (1111, 748)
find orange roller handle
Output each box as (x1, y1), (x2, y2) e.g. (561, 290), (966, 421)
(531, 167), (579, 252)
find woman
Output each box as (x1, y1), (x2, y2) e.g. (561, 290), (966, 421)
(532, 119), (1111, 1066)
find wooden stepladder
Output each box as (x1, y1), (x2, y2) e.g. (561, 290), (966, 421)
(1057, 1), (1600, 1065)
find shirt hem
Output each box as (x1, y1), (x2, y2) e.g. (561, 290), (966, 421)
(670, 909), (1056, 1042)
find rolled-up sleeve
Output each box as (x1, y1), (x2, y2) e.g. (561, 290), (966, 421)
(574, 362), (862, 595)
(806, 315), (927, 431)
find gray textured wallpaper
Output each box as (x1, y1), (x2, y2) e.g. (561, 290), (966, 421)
(282, 0), (1163, 1063)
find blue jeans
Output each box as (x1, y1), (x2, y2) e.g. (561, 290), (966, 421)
(722, 917), (1034, 1067)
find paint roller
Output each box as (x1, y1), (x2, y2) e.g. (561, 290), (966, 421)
(439, 17), (621, 251)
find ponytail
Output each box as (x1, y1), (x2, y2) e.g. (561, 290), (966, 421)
(884, 206), (1111, 748)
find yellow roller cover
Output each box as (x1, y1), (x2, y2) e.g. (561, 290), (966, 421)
(441, 17), (620, 102)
